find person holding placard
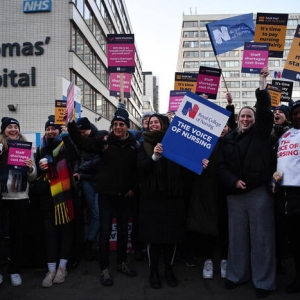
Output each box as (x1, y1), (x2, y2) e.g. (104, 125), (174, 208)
(0, 117), (37, 287)
(219, 68), (276, 298)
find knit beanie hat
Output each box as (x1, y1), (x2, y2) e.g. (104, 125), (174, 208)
(291, 100), (300, 116)
(76, 117), (91, 130)
(274, 105), (290, 121)
(45, 115), (61, 131)
(148, 114), (170, 131)
(1, 117), (20, 133)
(142, 111), (154, 121)
(111, 108), (130, 128)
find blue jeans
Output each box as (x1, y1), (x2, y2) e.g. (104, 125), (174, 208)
(98, 194), (132, 269)
(81, 180), (99, 241)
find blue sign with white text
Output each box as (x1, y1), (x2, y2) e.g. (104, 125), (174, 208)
(23, 0), (51, 13)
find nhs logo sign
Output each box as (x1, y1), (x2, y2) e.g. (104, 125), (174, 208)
(23, 0), (52, 13)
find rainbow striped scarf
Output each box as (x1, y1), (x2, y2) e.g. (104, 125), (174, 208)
(47, 141), (75, 225)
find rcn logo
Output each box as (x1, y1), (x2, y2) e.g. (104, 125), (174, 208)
(23, 0), (52, 13)
(181, 101), (199, 119)
(212, 26), (230, 45)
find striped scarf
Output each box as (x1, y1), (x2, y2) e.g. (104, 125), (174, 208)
(43, 139), (75, 225)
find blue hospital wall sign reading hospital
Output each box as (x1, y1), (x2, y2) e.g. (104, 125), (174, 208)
(161, 92), (231, 174)
(23, 0), (52, 13)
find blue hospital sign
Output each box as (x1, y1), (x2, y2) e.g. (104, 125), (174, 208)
(23, 0), (52, 13)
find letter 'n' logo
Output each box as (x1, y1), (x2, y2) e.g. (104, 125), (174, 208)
(181, 101), (199, 119)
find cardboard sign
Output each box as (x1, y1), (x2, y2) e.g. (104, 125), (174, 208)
(254, 13), (288, 58)
(7, 141), (32, 169)
(161, 92), (231, 174)
(266, 84), (282, 107)
(174, 72), (197, 93)
(66, 79), (75, 123)
(168, 90), (186, 112)
(109, 73), (132, 98)
(241, 42), (269, 74)
(196, 66), (221, 99)
(55, 100), (67, 124)
(107, 34), (135, 73)
(282, 25), (300, 82)
(272, 79), (294, 102)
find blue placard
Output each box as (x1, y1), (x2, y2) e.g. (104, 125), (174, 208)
(161, 92), (231, 174)
(23, 0), (52, 13)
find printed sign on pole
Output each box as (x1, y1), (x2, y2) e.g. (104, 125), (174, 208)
(271, 79), (294, 102)
(241, 42), (269, 74)
(174, 72), (197, 93)
(282, 25), (300, 82)
(107, 34), (135, 73)
(254, 13), (288, 58)
(161, 92), (231, 175)
(168, 90), (186, 112)
(55, 100), (67, 124)
(266, 84), (282, 107)
(196, 66), (222, 99)
(109, 73), (132, 98)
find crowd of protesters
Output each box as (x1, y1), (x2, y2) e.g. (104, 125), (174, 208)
(0, 67), (300, 298)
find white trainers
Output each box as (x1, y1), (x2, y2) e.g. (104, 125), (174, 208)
(203, 260), (213, 279)
(0, 273), (3, 285)
(53, 267), (68, 284)
(10, 273), (22, 286)
(42, 270), (56, 288)
(220, 260), (227, 278)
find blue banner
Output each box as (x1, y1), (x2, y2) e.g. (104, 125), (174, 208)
(206, 13), (255, 56)
(161, 92), (231, 174)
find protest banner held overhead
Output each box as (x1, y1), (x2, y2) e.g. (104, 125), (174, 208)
(174, 72), (197, 92)
(161, 92), (231, 175)
(196, 66), (221, 99)
(55, 100), (67, 124)
(241, 42), (269, 74)
(206, 13), (255, 56)
(282, 25), (300, 82)
(266, 84), (282, 107)
(254, 13), (288, 58)
(272, 79), (294, 102)
(107, 34), (135, 73)
(168, 90), (186, 112)
(109, 73), (132, 98)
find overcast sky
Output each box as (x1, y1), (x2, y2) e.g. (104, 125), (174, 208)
(124, 0), (298, 113)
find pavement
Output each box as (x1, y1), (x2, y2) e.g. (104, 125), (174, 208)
(0, 252), (299, 300)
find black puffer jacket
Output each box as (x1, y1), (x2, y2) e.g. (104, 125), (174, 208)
(68, 121), (138, 196)
(73, 124), (108, 181)
(219, 89), (273, 194)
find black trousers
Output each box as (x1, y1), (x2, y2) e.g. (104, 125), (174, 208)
(0, 199), (29, 274)
(148, 243), (177, 270)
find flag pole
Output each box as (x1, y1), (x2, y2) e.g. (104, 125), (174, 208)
(215, 55), (229, 93)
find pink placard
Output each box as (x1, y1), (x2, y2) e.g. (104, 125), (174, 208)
(168, 90), (186, 112)
(7, 141), (32, 168)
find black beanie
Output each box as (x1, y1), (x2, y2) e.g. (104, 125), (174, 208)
(76, 117), (91, 130)
(274, 105), (290, 121)
(45, 115), (61, 131)
(111, 108), (130, 128)
(1, 117), (20, 133)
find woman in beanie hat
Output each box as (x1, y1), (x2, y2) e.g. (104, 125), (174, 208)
(34, 115), (80, 288)
(275, 99), (300, 293)
(68, 106), (138, 286)
(0, 117), (37, 286)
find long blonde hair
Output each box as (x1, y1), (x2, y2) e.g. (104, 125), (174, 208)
(0, 133), (27, 152)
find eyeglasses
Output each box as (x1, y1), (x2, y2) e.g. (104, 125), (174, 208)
(113, 122), (125, 128)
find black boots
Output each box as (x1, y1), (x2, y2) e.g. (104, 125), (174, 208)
(165, 267), (178, 287)
(84, 240), (94, 262)
(150, 270), (161, 289)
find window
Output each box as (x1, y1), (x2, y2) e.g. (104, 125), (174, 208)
(200, 20), (210, 27)
(184, 51), (199, 58)
(269, 60), (280, 67)
(242, 81), (259, 88)
(219, 50), (240, 57)
(200, 51), (214, 58)
(242, 73), (259, 78)
(221, 81), (240, 88)
(183, 41), (199, 48)
(285, 39), (293, 47)
(200, 61), (218, 68)
(242, 91), (256, 98)
(287, 19), (298, 26)
(200, 30), (209, 38)
(221, 60), (239, 68)
(183, 21), (198, 28)
(286, 29), (296, 36)
(223, 71), (240, 78)
(183, 31), (198, 38)
(200, 41), (211, 48)
(231, 91), (240, 98)
(283, 49), (289, 57)
(184, 61), (199, 68)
